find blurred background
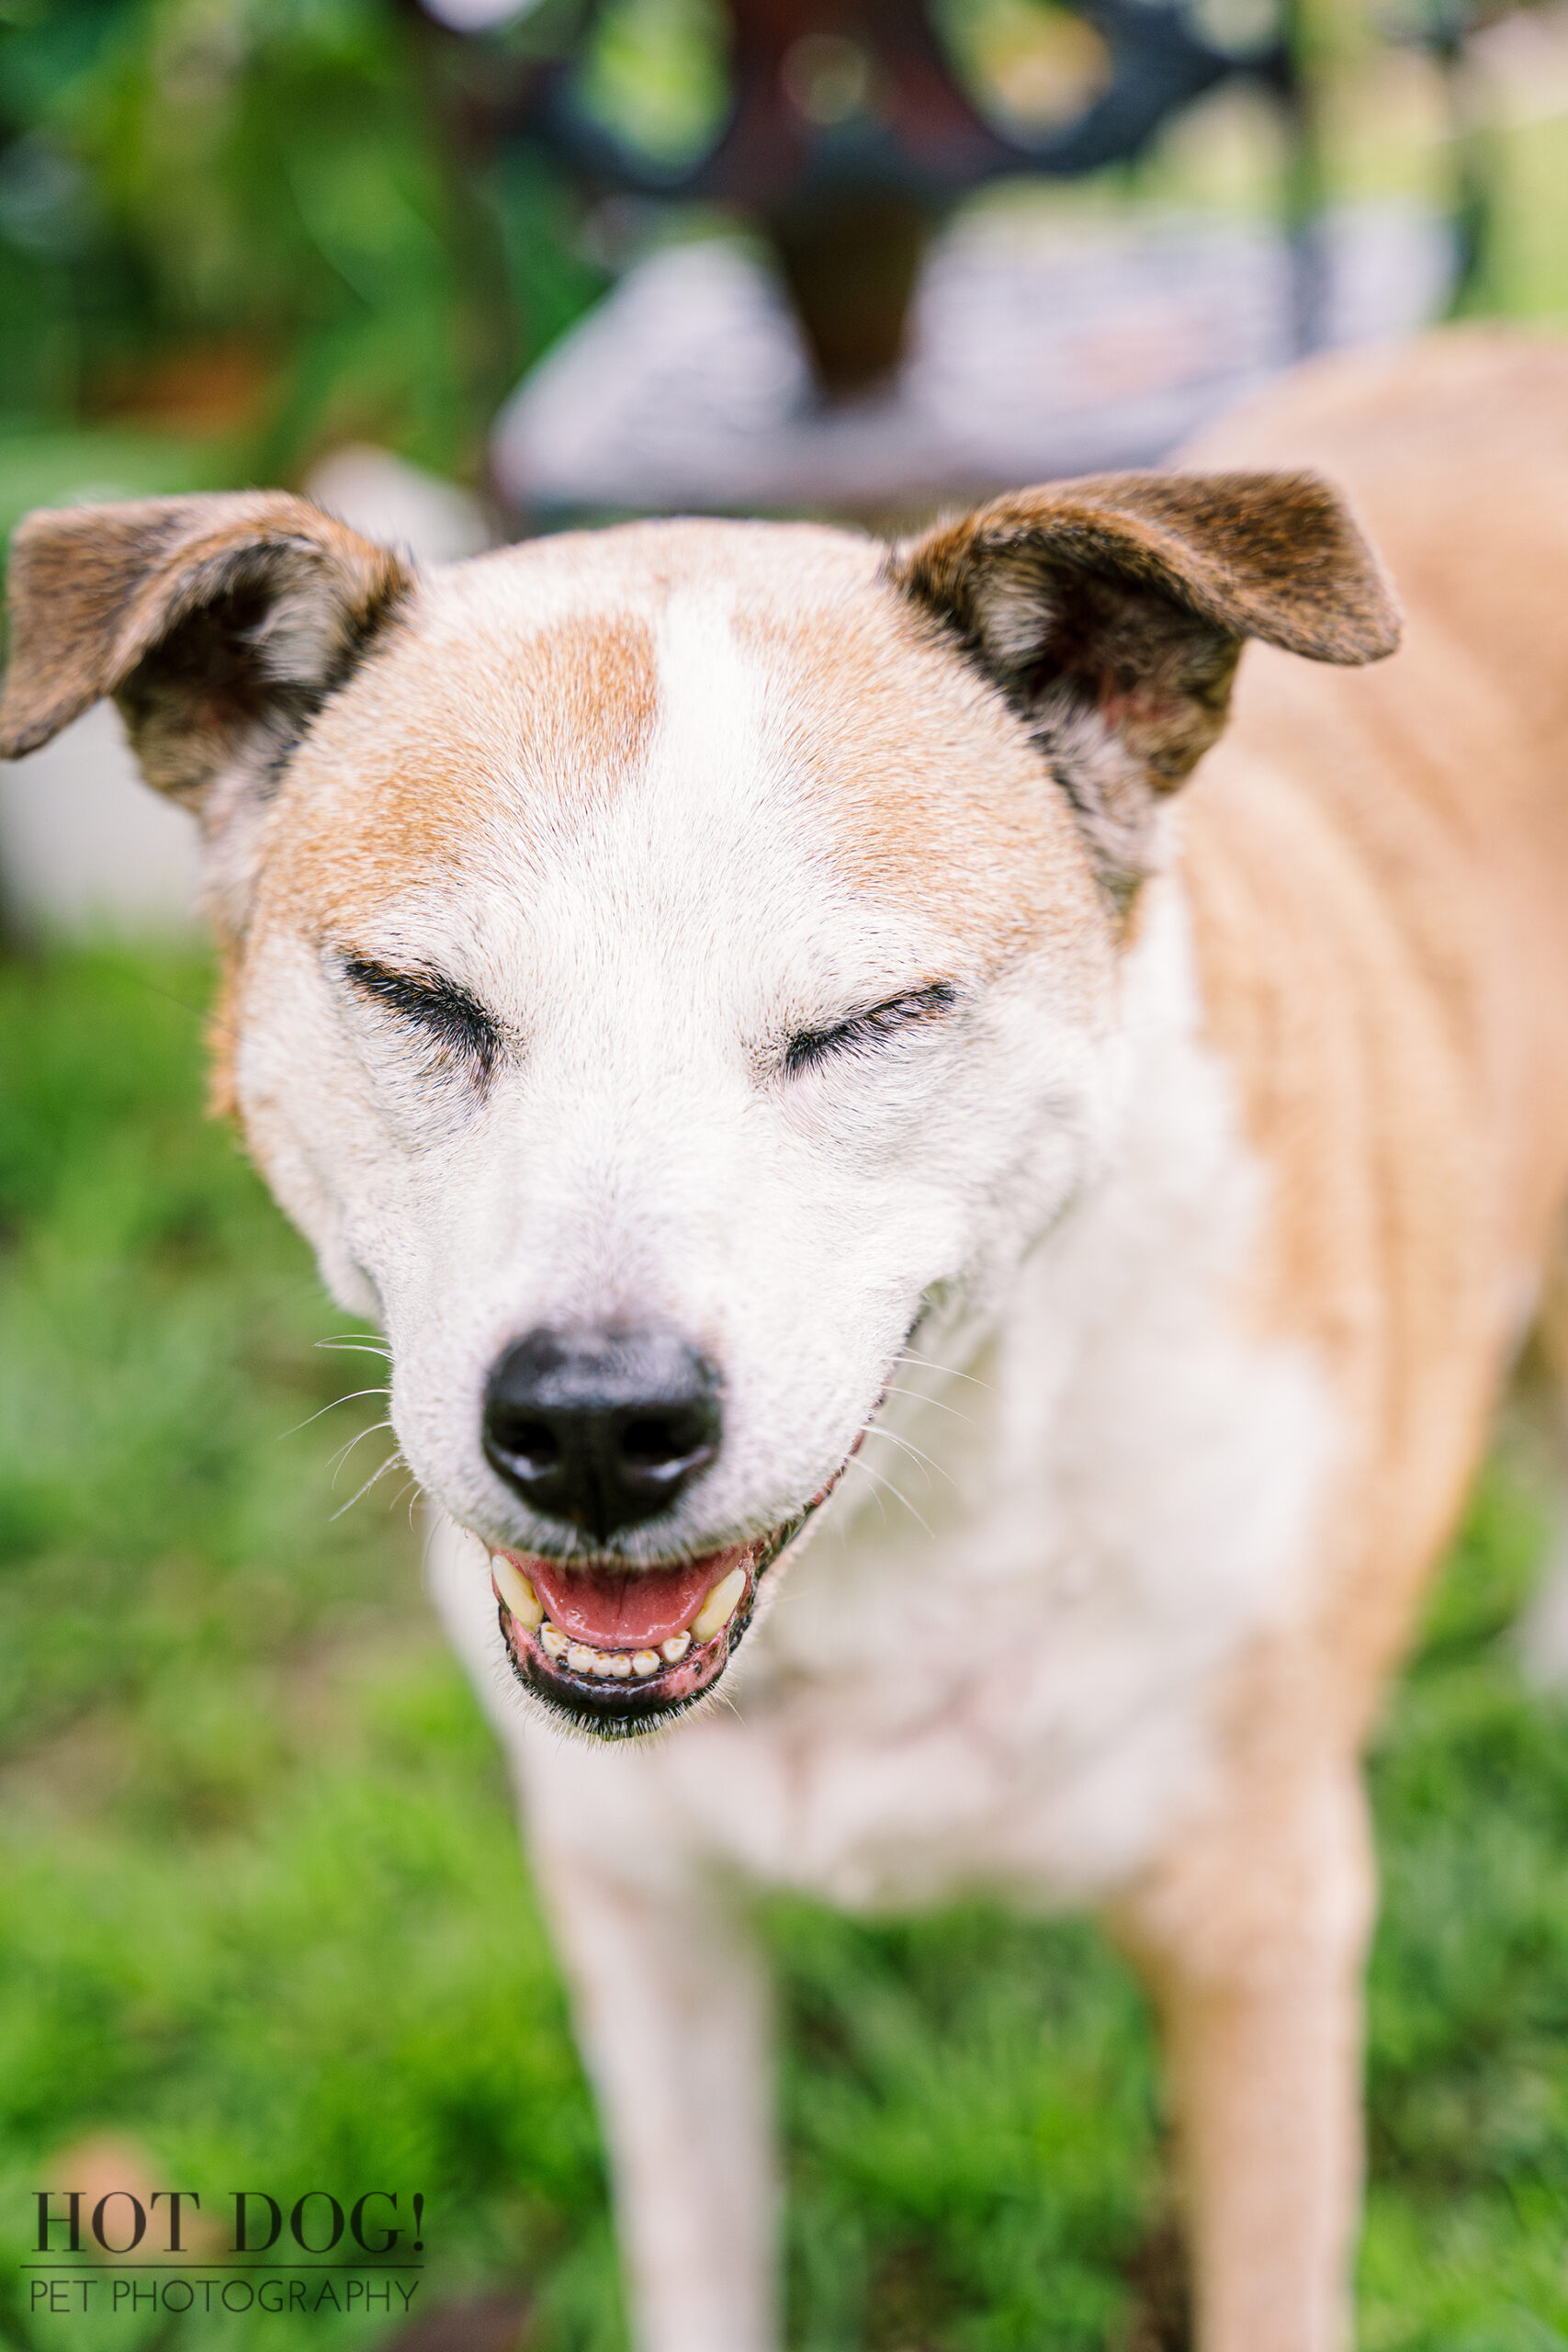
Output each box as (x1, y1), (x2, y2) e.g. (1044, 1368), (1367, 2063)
(3, 2), (1568, 2346)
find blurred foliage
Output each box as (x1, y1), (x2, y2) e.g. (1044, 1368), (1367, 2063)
(572, 0), (730, 168)
(1, 947), (1567, 2346)
(0, 0), (605, 490)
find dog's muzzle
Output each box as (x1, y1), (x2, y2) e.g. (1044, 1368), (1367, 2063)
(481, 1321), (901, 1732)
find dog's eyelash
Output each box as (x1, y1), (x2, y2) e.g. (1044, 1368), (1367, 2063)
(342, 956), (501, 1079)
(784, 982), (957, 1077)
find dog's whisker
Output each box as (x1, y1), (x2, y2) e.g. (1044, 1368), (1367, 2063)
(127, 967), (238, 1041)
(860, 1421), (932, 1486)
(420, 1512), (443, 1584)
(879, 1382), (976, 1425)
(840, 1455), (889, 1525)
(896, 1343), (993, 1392)
(328, 1415), (394, 1466)
(277, 1385), (391, 1441)
(331, 1445), (409, 1521)
(329, 1418), (396, 1478)
(862, 1423), (958, 1493)
(842, 1453), (932, 1537)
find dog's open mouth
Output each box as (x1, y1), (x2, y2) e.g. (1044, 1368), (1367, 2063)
(485, 1395), (888, 1735)
(490, 1515), (811, 1733)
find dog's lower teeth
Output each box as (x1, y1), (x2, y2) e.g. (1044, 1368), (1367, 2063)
(536, 1623), (648, 1682)
(525, 1563), (756, 1684)
(692, 1565), (748, 1643)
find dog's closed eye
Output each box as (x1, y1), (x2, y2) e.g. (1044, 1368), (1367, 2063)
(783, 982), (957, 1077)
(341, 956), (502, 1081)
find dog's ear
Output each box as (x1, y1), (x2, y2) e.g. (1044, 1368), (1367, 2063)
(0, 492), (411, 805)
(886, 469), (1400, 901)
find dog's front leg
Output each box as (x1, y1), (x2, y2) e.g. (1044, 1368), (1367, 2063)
(530, 1837), (778, 2352)
(1113, 1750), (1375, 2352)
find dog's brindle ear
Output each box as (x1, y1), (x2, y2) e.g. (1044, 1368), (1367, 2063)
(0, 492), (410, 806)
(886, 469), (1401, 901)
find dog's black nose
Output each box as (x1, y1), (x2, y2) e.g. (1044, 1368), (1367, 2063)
(482, 1325), (721, 1542)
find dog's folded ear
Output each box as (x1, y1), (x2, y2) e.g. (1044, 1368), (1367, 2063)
(0, 492), (411, 804)
(886, 469), (1400, 901)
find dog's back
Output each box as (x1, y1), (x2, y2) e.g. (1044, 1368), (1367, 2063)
(1174, 334), (1568, 1713)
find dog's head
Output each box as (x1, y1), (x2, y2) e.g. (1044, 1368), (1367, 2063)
(0, 475), (1396, 1732)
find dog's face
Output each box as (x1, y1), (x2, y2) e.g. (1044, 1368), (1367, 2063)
(224, 523), (1125, 1730)
(0, 479), (1397, 1732)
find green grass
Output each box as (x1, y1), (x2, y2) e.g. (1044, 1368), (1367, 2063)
(1, 946), (1567, 2347)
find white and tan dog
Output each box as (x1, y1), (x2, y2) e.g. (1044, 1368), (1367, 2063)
(6, 330), (1568, 2352)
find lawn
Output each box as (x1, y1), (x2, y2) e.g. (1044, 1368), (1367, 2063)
(1, 946), (1567, 2350)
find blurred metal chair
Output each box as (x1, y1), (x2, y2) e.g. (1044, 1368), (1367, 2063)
(421, 0), (1322, 400)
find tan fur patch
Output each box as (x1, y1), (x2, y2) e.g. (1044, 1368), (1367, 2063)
(246, 605), (660, 949)
(513, 613), (660, 795)
(734, 589), (1109, 978)
(205, 954), (241, 1123)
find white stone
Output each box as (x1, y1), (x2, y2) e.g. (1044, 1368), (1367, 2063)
(0, 702), (202, 940)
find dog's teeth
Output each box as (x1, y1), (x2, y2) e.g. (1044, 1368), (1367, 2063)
(632, 1650), (660, 1677)
(692, 1565), (748, 1644)
(660, 1632), (691, 1663)
(541, 1625), (569, 1660)
(492, 1555), (543, 1629)
(566, 1643), (597, 1674)
(589, 1651), (633, 1679)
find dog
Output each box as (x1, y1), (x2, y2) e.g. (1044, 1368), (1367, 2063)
(6, 328), (1567, 2352)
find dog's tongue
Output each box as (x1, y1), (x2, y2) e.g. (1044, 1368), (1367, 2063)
(518, 1548), (745, 1647)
